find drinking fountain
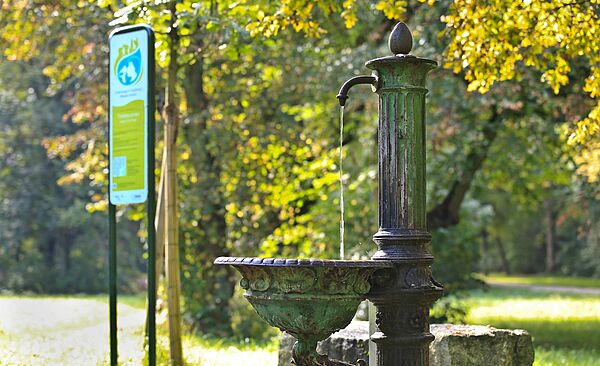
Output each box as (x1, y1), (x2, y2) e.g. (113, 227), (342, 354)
(215, 22), (443, 366)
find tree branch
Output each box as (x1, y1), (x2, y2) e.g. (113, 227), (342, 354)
(427, 105), (502, 230)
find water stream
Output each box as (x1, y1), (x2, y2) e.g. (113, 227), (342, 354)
(339, 106), (345, 260)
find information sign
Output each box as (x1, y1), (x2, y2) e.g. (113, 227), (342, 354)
(107, 25), (156, 366)
(109, 27), (151, 204)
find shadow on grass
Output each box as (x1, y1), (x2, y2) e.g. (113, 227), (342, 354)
(464, 287), (600, 351)
(479, 317), (600, 350)
(148, 331), (279, 366)
(466, 287), (596, 300)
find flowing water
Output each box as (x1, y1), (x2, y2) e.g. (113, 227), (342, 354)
(339, 106), (345, 260)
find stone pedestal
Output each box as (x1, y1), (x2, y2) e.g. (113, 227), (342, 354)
(278, 321), (534, 366)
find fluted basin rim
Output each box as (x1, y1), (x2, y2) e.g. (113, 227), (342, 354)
(214, 256), (393, 268)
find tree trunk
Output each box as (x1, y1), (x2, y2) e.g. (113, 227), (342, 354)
(480, 228), (490, 275)
(164, 4), (183, 364)
(180, 56), (236, 335)
(495, 236), (511, 275)
(544, 199), (555, 273)
(427, 108), (502, 230)
(14, 241), (21, 263)
(43, 236), (56, 268)
(64, 238), (71, 273)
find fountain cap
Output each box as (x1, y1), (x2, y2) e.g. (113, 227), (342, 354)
(365, 22), (436, 76)
(389, 22), (413, 55)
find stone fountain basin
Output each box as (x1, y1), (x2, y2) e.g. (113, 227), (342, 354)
(214, 257), (392, 365)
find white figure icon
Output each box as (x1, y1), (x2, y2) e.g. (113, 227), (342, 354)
(118, 61), (138, 84)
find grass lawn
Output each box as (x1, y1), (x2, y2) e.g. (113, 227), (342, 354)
(153, 333), (278, 365)
(463, 287), (600, 366)
(483, 273), (600, 289)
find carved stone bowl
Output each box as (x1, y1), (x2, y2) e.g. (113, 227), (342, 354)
(214, 257), (392, 366)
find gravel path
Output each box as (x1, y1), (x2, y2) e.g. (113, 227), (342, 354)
(0, 296), (279, 366)
(0, 296), (146, 365)
(486, 281), (600, 296)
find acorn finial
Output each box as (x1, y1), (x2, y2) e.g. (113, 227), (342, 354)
(388, 22), (413, 55)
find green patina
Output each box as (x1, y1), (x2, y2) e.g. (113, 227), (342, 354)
(214, 257), (391, 366)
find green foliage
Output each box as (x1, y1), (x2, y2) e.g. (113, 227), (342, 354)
(477, 187), (600, 277)
(429, 293), (468, 324)
(430, 201), (487, 291)
(0, 48), (143, 295)
(228, 287), (278, 341)
(441, 0), (600, 182)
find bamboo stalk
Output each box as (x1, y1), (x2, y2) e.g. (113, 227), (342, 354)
(165, 122), (183, 365)
(163, 5), (183, 363)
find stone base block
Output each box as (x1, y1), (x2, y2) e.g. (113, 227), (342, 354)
(278, 322), (534, 366)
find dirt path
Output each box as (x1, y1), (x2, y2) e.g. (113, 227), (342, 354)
(486, 281), (600, 296)
(0, 296), (146, 366)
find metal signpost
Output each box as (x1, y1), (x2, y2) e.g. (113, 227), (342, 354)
(108, 24), (156, 366)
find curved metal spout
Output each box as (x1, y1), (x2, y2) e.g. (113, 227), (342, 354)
(336, 75), (378, 106)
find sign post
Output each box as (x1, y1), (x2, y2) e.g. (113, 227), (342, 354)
(108, 24), (156, 366)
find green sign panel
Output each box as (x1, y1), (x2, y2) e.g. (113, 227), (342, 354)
(109, 28), (150, 204)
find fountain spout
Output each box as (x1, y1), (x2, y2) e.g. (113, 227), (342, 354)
(336, 75), (378, 106)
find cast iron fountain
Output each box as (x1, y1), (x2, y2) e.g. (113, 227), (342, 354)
(215, 22), (443, 366)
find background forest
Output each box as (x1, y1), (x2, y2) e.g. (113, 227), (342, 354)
(1, 0), (599, 341)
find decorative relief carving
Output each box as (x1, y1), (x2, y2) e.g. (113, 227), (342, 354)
(352, 276), (371, 295)
(249, 268), (272, 291)
(369, 268), (395, 291)
(406, 308), (427, 331)
(218, 257), (392, 296)
(278, 267), (317, 293)
(320, 268), (354, 294)
(404, 267), (433, 288)
(374, 306), (429, 335)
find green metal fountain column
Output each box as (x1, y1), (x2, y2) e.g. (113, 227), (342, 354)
(365, 23), (443, 366)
